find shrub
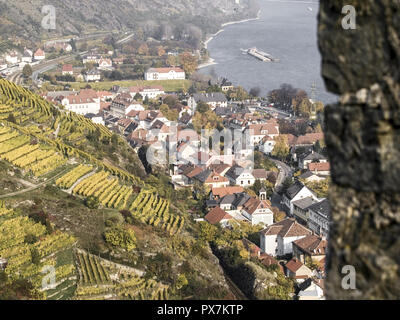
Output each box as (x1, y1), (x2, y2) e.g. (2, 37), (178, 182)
(104, 226), (137, 251)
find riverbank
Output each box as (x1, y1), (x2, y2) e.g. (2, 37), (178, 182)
(198, 10), (261, 70)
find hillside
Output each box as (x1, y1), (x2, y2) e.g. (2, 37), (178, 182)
(0, 0), (259, 47)
(0, 79), (232, 300)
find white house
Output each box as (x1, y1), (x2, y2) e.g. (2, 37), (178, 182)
(84, 69), (101, 82)
(34, 49), (46, 61)
(225, 165), (256, 187)
(129, 85), (165, 100)
(83, 53), (102, 64)
(98, 58), (113, 70)
(247, 121), (279, 145)
(21, 49), (33, 63)
(241, 197), (274, 226)
(297, 279), (325, 300)
(62, 64), (74, 75)
(260, 136), (276, 155)
(62, 95), (100, 116)
(145, 67), (185, 80)
(110, 93), (144, 118)
(188, 93), (228, 111)
(260, 218), (313, 257)
(5, 51), (20, 64)
(282, 181), (319, 216)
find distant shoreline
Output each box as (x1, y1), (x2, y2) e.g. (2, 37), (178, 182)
(198, 10), (262, 70)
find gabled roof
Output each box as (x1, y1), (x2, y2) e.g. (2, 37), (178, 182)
(204, 207), (233, 224)
(293, 234), (327, 256)
(185, 166), (204, 179)
(295, 133), (324, 146)
(285, 181), (316, 200)
(307, 199), (331, 219)
(242, 197), (272, 215)
(248, 122), (279, 136)
(302, 151), (326, 161)
(285, 258), (304, 273)
(62, 64), (73, 72)
(207, 163), (230, 175)
(225, 165), (244, 180)
(260, 218), (312, 238)
(252, 169), (268, 179)
(298, 171), (315, 179)
(211, 186), (244, 198)
(308, 162), (330, 172)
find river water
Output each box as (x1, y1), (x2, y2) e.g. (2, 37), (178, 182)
(200, 0), (338, 104)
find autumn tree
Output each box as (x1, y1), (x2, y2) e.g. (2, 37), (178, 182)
(179, 52), (197, 76)
(138, 43), (149, 55)
(271, 135), (290, 160)
(157, 46), (166, 57)
(166, 55), (178, 67)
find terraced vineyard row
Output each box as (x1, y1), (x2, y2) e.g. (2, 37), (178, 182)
(56, 164), (94, 189)
(0, 203), (77, 297)
(75, 251), (111, 286)
(130, 191), (185, 236)
(74, 250), (169, 300)
(0, 125), (67, 177)
(72, 171), (133, 209)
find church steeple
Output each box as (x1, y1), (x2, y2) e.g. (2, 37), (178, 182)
(259, 187), (267, 200)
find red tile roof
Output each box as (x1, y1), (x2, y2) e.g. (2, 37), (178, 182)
(285, 258), (304, 273)
(204, 207), (233, 225)
(148, 67), (185, 73)
(308, 162), (330, 172)
(211, 186), (244, 198)
(293, 235), (327, 256)
(261, 218), (313, 237)
(62, 64), (73, 72)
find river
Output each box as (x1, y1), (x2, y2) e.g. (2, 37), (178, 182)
(199, 0), (338, 104)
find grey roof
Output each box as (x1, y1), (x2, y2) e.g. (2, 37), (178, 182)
(302, 151), (326, 161)
(299, 171), (314, 179)
(206, 200), (218, 208)
(220, 194), (236, 205)
(193, 169), (212, 183)
(219, 192), (250, 208)
(225, 165), (244, 181)
(285, 181), (306, 200)
(307, 199), (331, 219)
(292, 197), (318, 210)
(233, 193), (251, 208)
(193, 92), (227, 103)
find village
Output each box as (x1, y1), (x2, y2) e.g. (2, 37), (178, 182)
(1, 36), (330, 300)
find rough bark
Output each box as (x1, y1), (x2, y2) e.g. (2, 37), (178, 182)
(318, 0), (400, 299)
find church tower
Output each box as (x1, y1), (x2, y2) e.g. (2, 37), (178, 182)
(259, 187), (267, 200)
